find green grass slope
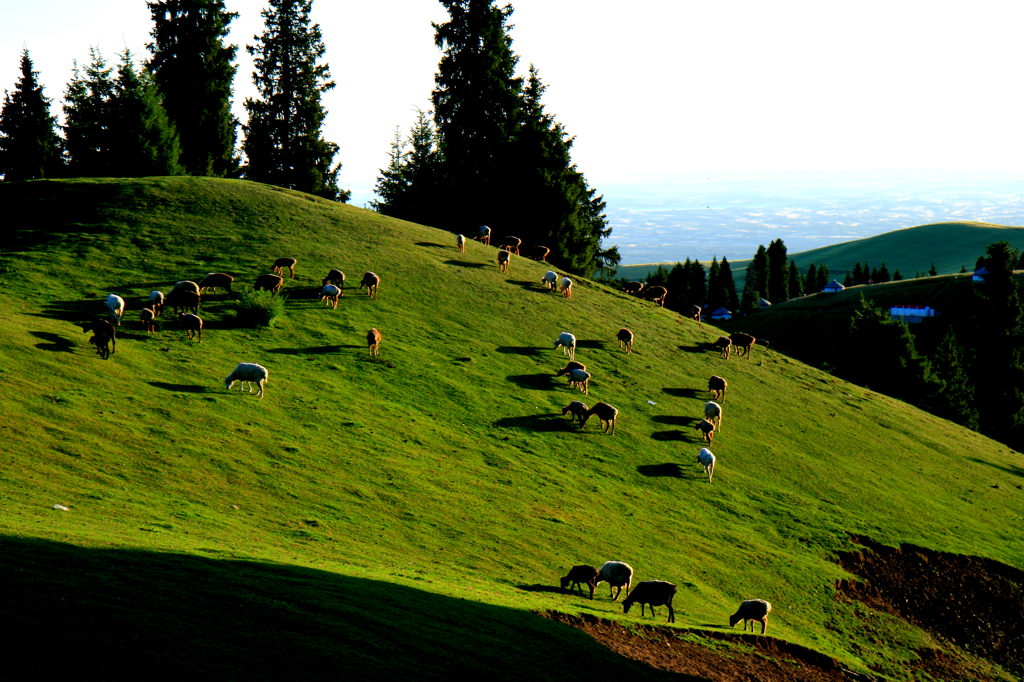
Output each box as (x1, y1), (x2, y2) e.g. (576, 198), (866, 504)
(1, 178), (1021, 679)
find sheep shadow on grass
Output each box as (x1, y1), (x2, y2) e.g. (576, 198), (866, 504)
(496, 346), (543, 356)
(415, 241), (448, 249)
(652, 415), (698, 427)
(516, 584), (570, 595)
(148, 382), (210, 393)
(677, 343), (709, 354)
(266, 345), (346, 355)
(576, 339), (605, 350)
(507, 374), (556, 390)
(637, 463), (685, 478)
(443, 260), (488, 268)
(29, 331), (75, 352)
(492, 414), (574, 432)
(662, 387), (703, 399)
(651, 430), (697, 442)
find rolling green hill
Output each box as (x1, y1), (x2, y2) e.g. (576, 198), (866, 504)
(1, 178), (1022, 680)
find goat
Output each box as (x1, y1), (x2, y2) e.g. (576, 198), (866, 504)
(253, 273), (284, 294)
(166, 288), (201, 315)
(83, 318), (117, 355)
(616, 327), (634, 353)
(199, 272), (234, 294)
(729, 332), (760, 358)
(148, 290), (164, 316)
(697, 447), (716, 482)
(89, 332), (113, 360)
(712, 336), (732, 359)
(497, 249), (511, 273)
(643, 286), (668, 307)
(553, 332), (577, 360)
(560, 277), (573, 298)
(729, 599), (772, 634)
(140, 307), (156, 334)
(456, 233), (466, 253)
(361, 272), (380, 299)
(623, 281), (645, 296)
(708, 375), (727, 402)
(704, 401), (723, 431)
(541, 271), (558, 291)
(582, 402), (618, 434)
(595, 561), (633, 600)
(560, 564), (599, 598)
(500, 236), (521, 255)
(694, 418), (715, 445)
(556, 361), (586, 383)
(561, 401), (589, 427)
(320, 284), (342, 309)
(567, 368), (590, 395)
(622, 581), (677, 623)
(272, 257), (297, 279)
(367, 328), (382, 356)
(180, 313), (203, 342)
(105, 294), (125, 326)
(476, 225), (491, 245)
(322, 269), (345, 290)
(224, 362), (269, 399)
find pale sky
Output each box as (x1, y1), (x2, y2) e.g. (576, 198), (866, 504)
(3, 0), (1024, 206)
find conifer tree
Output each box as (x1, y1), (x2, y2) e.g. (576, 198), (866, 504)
(766, 238), (788, 302)
(928, 327), (977, 430)
(147, 0), (238, 176)
(787, 260), (803, 298)
(741, 245), (768, 312)
(0, 50), (63, 181)
(63, 48), (117, 176)
(110, 50), (183, 176)
(719, 257), (738, 310)
(706, 258), (722, 309)
(806, 264), (818, 292)
(372, 110), (442, 225)
(243, 0), (346, 200)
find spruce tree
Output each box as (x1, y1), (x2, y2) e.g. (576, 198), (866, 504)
(706, 258), (722, 309)
(147, 0), (238, 176)
(110, 50), (183, 176)
(243, 0), (346, 200)
(63, 48), (117, 176)
(929, 327), (977, 430)
(766, 238), (788, 302)
(0, 50), (63, 181)
(741, 245), (768, 312)
(372, 110), (442, 225)
(719, 257), (739, 310)
(787, 260), (803, 298)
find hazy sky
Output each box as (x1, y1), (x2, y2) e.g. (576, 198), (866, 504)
(3, 0), (1024, 206)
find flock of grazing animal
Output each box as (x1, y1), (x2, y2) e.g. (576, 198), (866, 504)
(79, 223), (773, 631)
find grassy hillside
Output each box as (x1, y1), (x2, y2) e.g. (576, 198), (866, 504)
(618, 220), (1024, 282)
(1, 177), (1022, 680)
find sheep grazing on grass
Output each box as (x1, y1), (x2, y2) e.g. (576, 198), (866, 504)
(704, 401), (723, 431)
(560, 277), (573, 298)
(360, 272), (380, 299)
(273, 257), (297, 279)
(500, 236), (522, 255)
(643, 286), (668, 307)
(320, 284), (342, 309)
(708, 375), (727, 402)
(729, 332), (762, 359)
(583, 402), (618, 434)
(105, 294), (125, 326)
(623, 581), (677, 623)
(173, 280), (200, 294)
(497, 249), (511, 273)
(616, 327), (634, 353)
(199, 272), (234, 294)
(561, 401), (589, 427)
(729, 599), (772, 634)
(367, 328), (382, 356)
(140, 308), (156, 334)
(541, 270), (558, 291)
(690, 304), (702, 324)
(556, 361), (586, 383)
(83, 319), (117, 355)
(89, 333), (113, 360)
(166, 288), (201, 315)
(567, 368), (591, 395)
(148, 290), (164, 316)
(553, 332), (577, 360)
(456, 233), (466, 252)
(476, 225), (491, 245)
(623, 281), (645, 296)
(694, 418), (715, 445)
(712, 336), (732, 359)
(560, 564), (599, 598)
(225, 362), (269, 399)
(595, 560), (633, 600)
(253, 273), (285, 294)
(180, 313), (203, 342)
(697, 447), (716, 482)
(526, 245), (550, 261)
(322, 269), (345, 289)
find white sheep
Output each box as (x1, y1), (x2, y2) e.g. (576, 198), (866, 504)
(567, 368), (591, 395)
(697, 447), (716, 482)
(225, 362), (269, 399)
(456, 233), (466, 252)
(704, 401), (723, 432)
(148, 290), (164, 316)
(105, 294), (125, 326)
(729, 599), (773, 634)
(556, 361), (586, 382)
(320, 284), (342, 309)
(553, 332), (576, 360)
(541, 270), (558, 291)
(476, 225), (491, 245)
(595, 560), (633, 600)
(694, 418), (715, 445)
(559, 276), (573, 298)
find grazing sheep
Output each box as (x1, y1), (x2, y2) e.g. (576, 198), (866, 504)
(199, 272), (234, 294)
(89, 332), (112, 360)
(541, 270), (558, 291)
(595, 560), (633, 600)
(561, 401), (589, 427)
(622, 581), (677, 623)
(690, 304), (702, 324)
(273, 257), (297, 279)
(140, 307), (156, 334)
(582, 402), (619, 434)
(360, 272), (380, 299)
(616, 327), (634, 353)
(500, 236), (522, 255)
(697, 447), (716, 482)
(708, 375), (727, 402)
(322, 268), (345, 290)
(105, 294), (125, 326)
(172, 280), (200, 294)
(320, 284), (342, 309)
(253, 273), (285, 294)
(526, 245), (550, 261)
(456, 233), (466, 252)
(476, 225), (491, 245)
(166, 288), (201, 315)
(712, 336), (732, 359)
(704, 401), (723, 431)
(148, 290), (165, 316)
(643, 286), (668, 307)
(623, 281), (645, 296)
(694, 419), (715, 445)
(560, 276), (573, 298)
(180, 312), (203, 342)
(560, 564), (599, 598)
(729, 599), (772, 634)
(83, 318), (117, 355)
(497, 249), (511, 273)
(224, 362), (269, 399)
(729, 332), (759, 358)
(567, 368), (591, 395)
(553, 332), (577, 360)
(367, 328), (382, 356)
(556, 361), (587, 382)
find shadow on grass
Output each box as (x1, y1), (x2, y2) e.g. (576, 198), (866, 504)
(29, 331), (75, 352)
(416, 241), (448, 249)
(651, 430), (697, 442)
(652, 415), (697, 427)
(662, 387), (704, 398)
(148, 382), (210, 393)
(266, 345), (346, 355)
(967, 457), (1024, 478)
(637, 463), (685, 478)
(496, 346), (543, 356)
(507, 374), (556, 390)
(576, 339), (605, 350)
(679, 343), (717, 354)
(443, 260), (488, 268)
(492, 413), (572, 432)
(0, 536), (677, 680)
(516, 583), (572, 595)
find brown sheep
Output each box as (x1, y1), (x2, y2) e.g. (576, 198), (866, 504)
(172, 280), (200, 294)
(712, 336), (732, 359)
(643, 286), (668, 307)
(695, 418), (715, 445)
(253, 273), (285, 294)
(180, 313), (203, 342)
(623, 281), (645, 296)
(497, 249), (511, 273)
(500, 236), (522, 255)
(582, 402), (618, 434)
(708, 375), (727, 402)
(367, 328), (382, 356)
(730, 599), (772, 634)
(360, 272), (380, 299)
(729, 332), (761, 358)
(273, 257), (297, 279)
(83, 318), (117, 355)
(560, 564), (599, 598)
(140, 307), (156, 334)
(89, 332), (113, 360)
(690, 304), (702, 324)
(199, 272), (234, 294)
(561, 401), (589, 427)
(616, 327), (634, 353)
(166, 288), (201, 315)
(525, 245), (550, 261)
(556, 361), (586, 383)
(322, 268), (345, 290)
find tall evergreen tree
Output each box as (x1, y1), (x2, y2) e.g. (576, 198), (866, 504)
(0, 50), (63, 181)
(766, 238), (788, 302)
(706, 258), (722, 309)
(372, 110), (442, 225)
(63, 48), (117, 176)
(928, 327), (977, 430)
(110, 50), (183, 176)
(243, 0), (346, 200)
(741, 245), (768, 312)
(787, 260), (804, 298)
(147, 0), (238, 176)
(719, 257), (739, 310)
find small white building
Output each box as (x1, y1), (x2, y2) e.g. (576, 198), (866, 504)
(889, 305), (937, 323)
(709, 307), (732, 321)
(822, 280), (845, 293)
(972, 266), (988, 282)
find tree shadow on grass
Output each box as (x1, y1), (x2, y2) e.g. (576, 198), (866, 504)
(29, 331), (74, 352)
(416, 241), (448, 249)
(492, 413), (573, 432)
(651, 430), (697, 442)
(443, 260), (488, 268)
(496, 346), (543, 356)
(662, 387), (704, 398)
(266, 345), (348, 355)
(516, 583), (572, 595)
(652, 415), (697, 427)
(637, 463), (685, 478)
(507, 374), (556, 390)
(148, 382), (210, 393)
(967, 457), (1024, 478)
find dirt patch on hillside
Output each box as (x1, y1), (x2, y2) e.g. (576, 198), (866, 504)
(542, 612), (853, 681)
